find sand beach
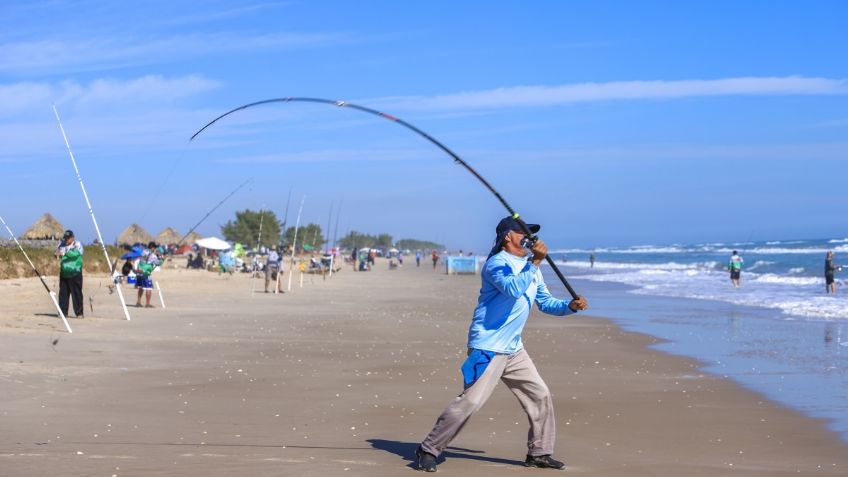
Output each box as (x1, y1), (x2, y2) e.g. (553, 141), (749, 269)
(1, 258), (847, 476)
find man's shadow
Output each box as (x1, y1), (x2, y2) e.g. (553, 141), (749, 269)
(366, 439), (525, 470)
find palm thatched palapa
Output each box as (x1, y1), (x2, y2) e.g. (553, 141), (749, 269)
(155, 227), (182, 245)
(117, 223), (154, 246)
(183, 231), (202, 245)
(22, 213), (65, 240)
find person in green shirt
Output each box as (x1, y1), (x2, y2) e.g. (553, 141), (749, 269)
(135, 241), (161, 308)
(728, 250), (744, 288)
(54, 230), (84, 318)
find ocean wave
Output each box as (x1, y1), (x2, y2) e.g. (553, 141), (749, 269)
(746, 260), (775, 271)
(552, 260), (719, 271)
(751, 273), (820, 286)
(551, 246), (688, 254)
(729, 246), (848, 255)
(565, 267), (848, 320)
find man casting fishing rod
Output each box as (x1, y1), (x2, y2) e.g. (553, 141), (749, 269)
(55, 230), (85, 319)
(415, 216), (588, 472)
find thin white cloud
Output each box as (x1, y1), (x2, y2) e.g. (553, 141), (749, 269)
(0, 82), (53, 114)
(0, 75), (220, 117)
(376, 76), (848, 111)
(0, 32), (348, 74)
(213, 148), (437, 164)
(476, 142), (848, 163)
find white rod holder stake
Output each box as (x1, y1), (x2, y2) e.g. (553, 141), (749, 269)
(251, 208), (265, 297)
(287, 195), (306, 292)
(48, 291), (73, 334)
(53, 105), (131, 321)
(155, 281), (166, 309)
(299, 269), (304, 288)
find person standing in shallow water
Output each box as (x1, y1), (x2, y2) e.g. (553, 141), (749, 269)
(414, 216), (588, 472)
(825, 251), (841, 294)
(55, 230), (85, 318)
(728, 250), (744, 288)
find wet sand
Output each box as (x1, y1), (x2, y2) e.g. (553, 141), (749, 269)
(1, 258), (847, 476)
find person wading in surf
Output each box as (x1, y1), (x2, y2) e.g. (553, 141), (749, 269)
(415, 216), (588, 472)
(728, 250), (744, 288)
(825, 251), (841, 294)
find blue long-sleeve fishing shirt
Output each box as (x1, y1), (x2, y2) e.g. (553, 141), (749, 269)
(467, 250), (574, 354)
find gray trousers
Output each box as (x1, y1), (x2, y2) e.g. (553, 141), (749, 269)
(420, 348), (556, 457)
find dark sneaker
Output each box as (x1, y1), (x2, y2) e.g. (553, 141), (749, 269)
(415, 446), (437, 472)
(525, 454), (565, 470)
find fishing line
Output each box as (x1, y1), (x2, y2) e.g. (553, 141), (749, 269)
(53, 105), (132, 321)
(175, 177), (253, 246)
(190, 97), (579, 298)
(0, 214), (72, 333)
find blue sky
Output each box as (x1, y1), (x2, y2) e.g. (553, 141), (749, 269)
(1, 1), (847, 251)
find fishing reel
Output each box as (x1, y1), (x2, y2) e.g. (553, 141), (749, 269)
(520, 235), (538, 250)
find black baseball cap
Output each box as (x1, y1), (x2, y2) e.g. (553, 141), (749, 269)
(495, 216), (540, 236)
(63, 230), (74, 239)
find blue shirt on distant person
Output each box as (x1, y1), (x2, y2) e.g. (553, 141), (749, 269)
(468, 250), (574, 354)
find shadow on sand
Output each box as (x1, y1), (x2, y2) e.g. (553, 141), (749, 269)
(366, 439), (525, 470)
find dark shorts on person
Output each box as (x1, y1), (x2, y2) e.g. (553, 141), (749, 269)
(136, 274), (153, 290)
(826, 274), (835, 285)
(730, 270), (741, 280)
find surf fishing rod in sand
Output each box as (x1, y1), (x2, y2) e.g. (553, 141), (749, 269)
(189, 98), (579, 299)
(53, 105), (132, 321)
(0, 215), (73, 333)
(176, 178), (253, 246)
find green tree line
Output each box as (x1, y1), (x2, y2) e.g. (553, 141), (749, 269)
(221, 209), (440, 252)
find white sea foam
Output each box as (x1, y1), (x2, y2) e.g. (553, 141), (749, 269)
(566, 265), (848, 320)
(725, 246), (848, 255)
(746, 260), (775, 271)
(751, 274), (820, 286)
(554, 260), (719, 271)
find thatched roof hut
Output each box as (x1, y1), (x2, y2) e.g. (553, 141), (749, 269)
(22, 213), (65, 240)
(156, 227), (182, 245)
(184, 231), (202, 245)
(117, 224), (154, 246)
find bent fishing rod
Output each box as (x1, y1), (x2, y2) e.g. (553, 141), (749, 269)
(176, 177), (253, 246)
(190, 97), (579, 299)
(0, 215), (72, 333)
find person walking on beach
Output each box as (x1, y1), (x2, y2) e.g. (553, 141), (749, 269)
(55, 230), (85, 318)
(416, 250), (423, 267)
(728, 250), (744, 288)
(431, 249), (439, 270)
(415, 216), (589, 472)
(589, 253), (595, 268)
(264, 246), (284, 293)
(135, 242), (160, 307)
(825, 251), (841, 294)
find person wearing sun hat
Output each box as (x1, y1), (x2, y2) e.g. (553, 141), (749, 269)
(415, 216), (588, 472)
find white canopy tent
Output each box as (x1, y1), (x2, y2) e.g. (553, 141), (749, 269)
(195, 236), (231, 251)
